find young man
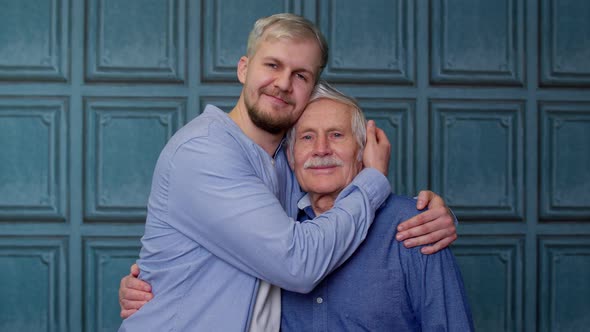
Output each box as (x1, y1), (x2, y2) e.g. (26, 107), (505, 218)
(119, 14), (457, 331)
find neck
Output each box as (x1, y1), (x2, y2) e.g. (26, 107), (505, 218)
(309, 193), (337, 216)
(228, 95), (285, 156)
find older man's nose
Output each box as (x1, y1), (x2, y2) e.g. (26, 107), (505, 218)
(313, 136), (331, 156)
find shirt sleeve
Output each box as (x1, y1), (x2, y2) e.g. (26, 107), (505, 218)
(403, 246), (475, 331)
(165, 133), (391, 293)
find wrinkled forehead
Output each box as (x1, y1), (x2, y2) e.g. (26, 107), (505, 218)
(296, 99), (353, 129)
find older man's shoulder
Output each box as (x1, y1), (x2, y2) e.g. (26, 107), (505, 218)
(377, 193), (425, 225)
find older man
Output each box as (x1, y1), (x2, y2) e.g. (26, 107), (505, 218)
(279, 82), (473, 330)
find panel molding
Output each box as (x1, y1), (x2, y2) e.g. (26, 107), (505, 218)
(430, 0), (524, 85)
(539, 237), (590, 331)
(201, 0), (297, 82)
(0, 98), (67, 221)
(83, 237), (141, 332)
(84, 98), (185, 221)
(358, 98), (414, 195)
(540, 102), (590, 220)
(431, 100), (524, 220)
(540, 0), (590, 86)
(0, 0), (69, 81)
(0, 237), (67, 332)
(453, 236), (524, 331)
(85, 0), (186, 82)
(317, 0), (414, 84)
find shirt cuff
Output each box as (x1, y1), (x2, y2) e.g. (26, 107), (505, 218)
(349, 168), (391, 210)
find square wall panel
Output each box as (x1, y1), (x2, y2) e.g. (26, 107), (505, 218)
(85, 0), (186, 83)
(431, 100), (524, 220)
(453, 236), (524, 332)
(0, 98), (67, 221)
(84, 98), (185, 221)
(539, 237), (590, 331)
(201, 0), (296, 82)
(0, 0), (68, 81)
(358, 99), (415, 195)
(318, 0), (414, 84)
(0, 237), (67, 332)
(540, 102), (590, 220)
(540, 0), (590, 86)
(430, 0), (524, 85)
(84, 238), (141, 332)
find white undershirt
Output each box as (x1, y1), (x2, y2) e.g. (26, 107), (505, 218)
(248, 280), (281, 331)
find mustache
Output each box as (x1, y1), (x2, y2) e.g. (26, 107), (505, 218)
(303, 157), (344, 169)
(262, 88), (293, 105)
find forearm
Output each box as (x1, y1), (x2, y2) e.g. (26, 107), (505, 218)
(168, 142), (390, 292)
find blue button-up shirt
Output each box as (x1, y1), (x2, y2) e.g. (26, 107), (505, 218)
(119, 106), (391, 332)
(281, 194), (474, 331)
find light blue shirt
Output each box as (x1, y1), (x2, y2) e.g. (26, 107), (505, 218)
(119, 105), (391, 332)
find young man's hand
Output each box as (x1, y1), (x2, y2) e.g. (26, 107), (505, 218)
(396, 190), (457, 254)
(119, 263), (153, 319)
(362, 120), (391, 176)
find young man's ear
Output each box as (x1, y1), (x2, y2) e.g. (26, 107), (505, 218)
(237, 56), (249, 84)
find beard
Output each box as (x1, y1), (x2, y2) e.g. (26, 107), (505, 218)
(244, 87), (299, 135)
(247, 105), (294, 134)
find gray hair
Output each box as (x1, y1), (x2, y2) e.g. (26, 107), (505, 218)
(286, 81), (367, 162)
(246, 13), (329, 75)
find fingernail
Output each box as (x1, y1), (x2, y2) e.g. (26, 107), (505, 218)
(404, 239), (414, 247)
(396, 233), (404, 241)
(397, 225), (404, 231)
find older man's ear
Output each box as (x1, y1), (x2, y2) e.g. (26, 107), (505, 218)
(286, 145), (295, 170)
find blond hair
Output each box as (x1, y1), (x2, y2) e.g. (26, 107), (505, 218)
(246, 13), (329, 73)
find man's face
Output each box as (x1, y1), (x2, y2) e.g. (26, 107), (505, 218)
(237, 36), (322, 134)
(290, 98), (363, 197)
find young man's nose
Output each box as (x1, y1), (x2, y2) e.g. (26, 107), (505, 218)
(274, 71), (292, 92)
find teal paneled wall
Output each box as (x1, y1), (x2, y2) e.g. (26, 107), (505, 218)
(0, 0), (589, 331)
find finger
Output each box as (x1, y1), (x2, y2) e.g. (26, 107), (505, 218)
(427, 194), (445, 209)
(397, 208), (436, 232)
(130, 263), (140, 277)
(415, 190), (433, 210)
(397, 206), (451, 233)
(396, 210), (455, 242)
(120, 298), (150, 311)
(120, 288), (153, 302)
(375, 127), (389, 145)
(121, 309), (138, 319)
(402, 228), (452, 248)
(365, 120), (376, 144)
(123, 275), (152, 292)
(420, 233), (458, 255)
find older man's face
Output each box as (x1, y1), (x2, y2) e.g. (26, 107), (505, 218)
(290, 98), (362, 196)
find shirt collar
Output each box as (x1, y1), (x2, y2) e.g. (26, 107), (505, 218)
(297, 193), (316, 220)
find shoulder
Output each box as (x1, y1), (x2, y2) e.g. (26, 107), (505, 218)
(377, 194), (424, 226)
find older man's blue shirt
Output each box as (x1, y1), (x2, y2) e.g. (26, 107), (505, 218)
(281, 194), (474, 331)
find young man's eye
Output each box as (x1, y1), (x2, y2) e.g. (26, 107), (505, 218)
(266, 63), (278, 69)
(296, 73), (307, 81)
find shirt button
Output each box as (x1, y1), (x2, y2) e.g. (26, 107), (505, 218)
(316, 297), (323, 304)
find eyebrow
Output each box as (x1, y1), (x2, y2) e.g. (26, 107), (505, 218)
(262, 56), (317, 76)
